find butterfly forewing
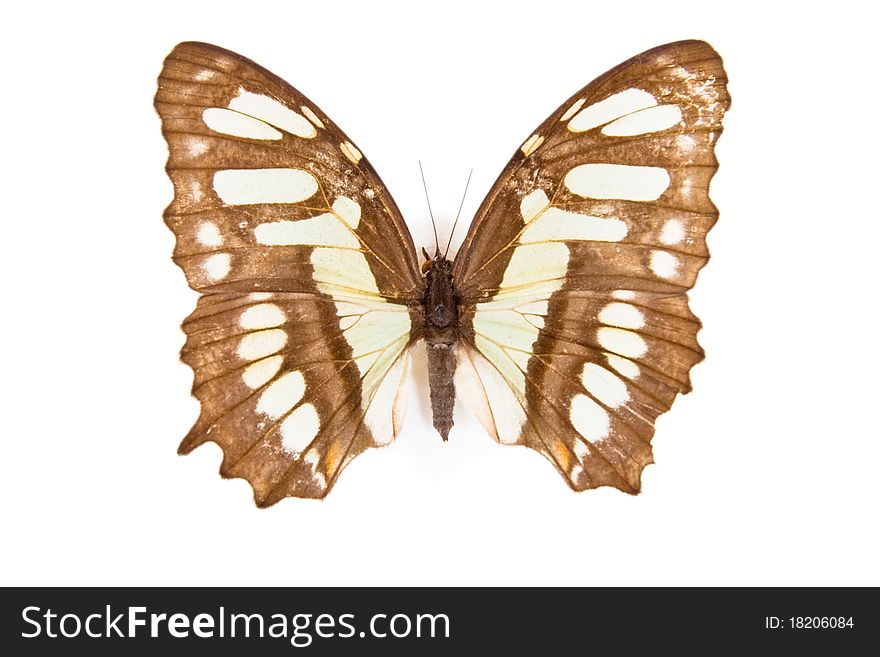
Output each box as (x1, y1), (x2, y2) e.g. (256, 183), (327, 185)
(453, 40), (729, 492)
(156, 43), (422, 504)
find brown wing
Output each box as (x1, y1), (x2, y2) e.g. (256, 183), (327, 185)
(156, 42), (421, 505)
(452, 40), (730, 492)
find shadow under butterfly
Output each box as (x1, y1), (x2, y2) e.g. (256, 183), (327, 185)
(155, 40), (730, 506)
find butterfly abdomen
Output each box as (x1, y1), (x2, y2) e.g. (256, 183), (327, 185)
(423, 256), (459, 440)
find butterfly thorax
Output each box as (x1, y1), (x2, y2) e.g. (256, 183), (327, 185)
(422, 256), (458, 330)
(422, 255), (459, 441)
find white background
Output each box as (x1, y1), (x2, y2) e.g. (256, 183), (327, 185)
(2, 0), (877, 586)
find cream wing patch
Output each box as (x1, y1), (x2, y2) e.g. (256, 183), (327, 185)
(456, 347), (526, 445)
(240, 303), (287, 330)
(237, 328), (287, 361)
(521, 206), (628, 243)
(202, 107), (282, 140)
(518, 189), (629, 245)
(659, 219), (686, 245)
(202, 253), (231, 281)
(228, 89), (317, 138)
(340, 141), (362, 164)
(363, 353), (410, 446)
(567, 88), (656, 132)
(597, 328), (647, 359)
(256, 370), (306, 420)
(649, 250), (680, 278)
(310, 246), (413, 447)
(570, 395), (611, 443)
(581, 363), (629, 408)
(564, 164), (670, 201)
(521, 134), (544, 157)
(601, 104), (682, 136)
(280, 404), (320, 454)
(242, 355), (284, 389)
(254, 196), (364, 246)
(213, 168), (319, 205)
(196, 222), (223, 248)
(598, 302), (644, 329)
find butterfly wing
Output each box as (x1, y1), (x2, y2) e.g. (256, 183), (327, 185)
(452, 40), (730, 492)
(156, 42), (422, 505)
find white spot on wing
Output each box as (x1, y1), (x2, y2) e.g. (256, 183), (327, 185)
(601, 104), (682, 136)
(520, 134), (544, 157)
(455, 347), (526, 444)
(567, 88), (656, 133)
(605, 353), (640, 379)
(202, 107), (282, 140)
(572, 438), (590, 461)
(188, 179), (203, 204)
(332, 196), (362, 229)
(564, 164), (670, 201)
(649, 250), (680, 278)
(660, 219), (685, 245)
(340, 141), (362, 164)
(228, 90), (316, 138)
(256, 370), (306, 420)
(611, 290), (636, 301)
(255, 213), (358, 247)
(240, 303), (286, 330)
(560, 97), (586, 122)
(520, 206), (628, 243)
(582, 363), (629, 408)
(310, 249), (380, 295)
(344, 312), (411, 375)
(254, 196), (362, 247)
(300, 105), (325, 129)
(280, 403), (320, 454)
(213, 168), (318, 206)
(303, 449), (320, 470)
(571, 394), (610, 442)
(677, 134), (697, 152)
(237, 328), (288, 361)
(196, 222), (223, 247)
(242, 355), (283, 389)
(186, 138), (209, 157)
(520, 189), (550, 223)
(202, 253), (230, 281)
(364, 354), (410, 445)
(597, 328), (647, 359)
(496, 242), (569, 298)
(598, 302), (644, 329)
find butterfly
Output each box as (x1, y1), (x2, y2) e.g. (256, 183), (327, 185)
(155, 40), (730, 506)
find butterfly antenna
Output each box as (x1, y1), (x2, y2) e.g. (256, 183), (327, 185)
(444, 168), (473, 259)
(419, 160), (441, 257)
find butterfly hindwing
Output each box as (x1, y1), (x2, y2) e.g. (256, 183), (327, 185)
(156, 42), (421, 504)
(453, 40), (730, 492)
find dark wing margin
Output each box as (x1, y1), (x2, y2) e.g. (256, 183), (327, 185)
(452, 40), (730, 493)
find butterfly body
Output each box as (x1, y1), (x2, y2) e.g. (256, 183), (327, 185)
(156, 40), (729, 504)
(420, 254), (461, 440)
